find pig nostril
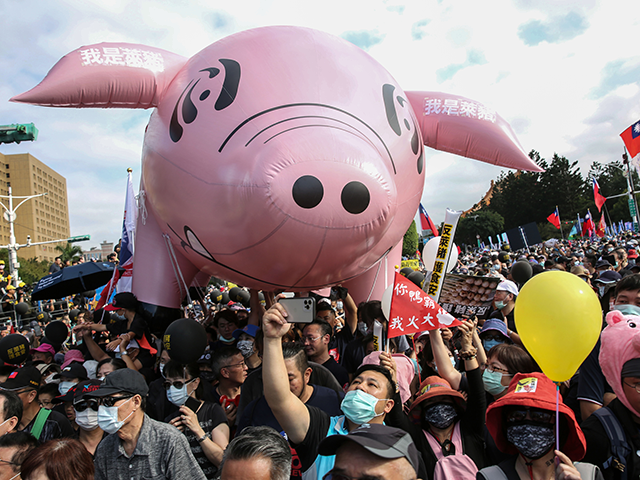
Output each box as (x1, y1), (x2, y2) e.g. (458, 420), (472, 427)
(292, 176), (324, 209)
(341, 181), (370, 214)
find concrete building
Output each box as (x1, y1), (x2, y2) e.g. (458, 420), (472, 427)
(0, 152), (70, 262)
(83, 241), (114, 262)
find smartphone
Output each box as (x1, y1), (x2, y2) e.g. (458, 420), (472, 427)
(185, 396), (201, 412)
(278, 297), (316, 324)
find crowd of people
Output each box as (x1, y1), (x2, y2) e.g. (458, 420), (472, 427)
(0, 234), (637, 479)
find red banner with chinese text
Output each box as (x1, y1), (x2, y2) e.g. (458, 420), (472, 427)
(388, 272), (461, 339)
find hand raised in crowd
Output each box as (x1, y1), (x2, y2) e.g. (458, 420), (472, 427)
(554, 450), (582, 480)
(262, 297), (292, 339)
(441, 327), (453, 342)
(379, 351), (398, 387)
(457, 319), (475, 349)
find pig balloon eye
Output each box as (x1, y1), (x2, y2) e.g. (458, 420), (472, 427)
(341, 181), (370, 214)
(292, 176), (324, 209)
(630, 322), (637, 328)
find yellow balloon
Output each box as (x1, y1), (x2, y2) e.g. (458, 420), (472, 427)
(514, 270), (601, 382)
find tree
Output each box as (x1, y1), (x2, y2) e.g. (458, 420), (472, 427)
(402, 220), (419, 257)
(55, 242), (83, 263)
(455, 210), (505, 246)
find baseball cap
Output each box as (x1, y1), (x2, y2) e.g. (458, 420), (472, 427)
(232, 324), (259, 339)
(318, 424), (420, 474)
(54, 363), (88, 381)
(61, 349), (85, 369)
(496, 280), (518, 296)
(594, 270), (622, 284)
(104, 292), (139, 311)
(86, 368), (149, 397)
(31, 344), (56, 357)
(0, 367), (41, 391)
(53, 379), (102, 404)
(595, 259), (613, 269)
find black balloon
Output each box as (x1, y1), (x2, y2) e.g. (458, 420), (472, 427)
(0, 334), (29, 365)
(407, 271), (425, 288)
(44, 321), (69, 344)
(69, 309), (80, 320)
(400, 267), (414, 277)
(35, 312), (51, 324)
(15, 303), (29, 316)
(220, 292), (230, 305)
(210, 289), (222, 303)
(511, 260), (533, 285)
(229, 287), (250, 307)
(163, 318), (207, 364)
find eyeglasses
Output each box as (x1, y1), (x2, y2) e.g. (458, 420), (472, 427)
(484, 364), (512, 376)
(323, 472), (416, 480)
(302, 335), (322, 344)
(623, 381), (640, 394)
(163, 378), (196, 390)
(99, 395), (134, 407)
(74, 398), (99, 412)
(506, 407), (554, 424)
(0, 458), (18, 467)
(222, 361), (246, 370)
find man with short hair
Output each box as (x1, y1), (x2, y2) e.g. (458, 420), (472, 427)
(315, 291), (357, 363)
(30, 344), (55, 365)
(88, 368), (206, 480)
(263, 301), (398, 479)
(0, 391), (22, 437)
(319, 424), (422, 480)
(0, 432), (38, 480)
(210, 347), (248, 425)
(48, 257), (62, 275)
(302, 320), (349, 388)
(219, 426), (291, 480)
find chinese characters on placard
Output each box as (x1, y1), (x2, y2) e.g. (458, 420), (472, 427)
(79, 47), (165, 72)
(424, 98), (496, 123)
(427, 223), (454, 297)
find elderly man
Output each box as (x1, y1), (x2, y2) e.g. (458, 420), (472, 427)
(319, 424), (422, 480)
(219, 426), (291, 480)
(488, 280), (520, 343)
(88, 368), (206, 480)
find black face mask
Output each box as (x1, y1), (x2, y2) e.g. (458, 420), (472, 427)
(422, 403), (458, 429)
(200, 371), (216, 383)
(506, 423), (555, 459)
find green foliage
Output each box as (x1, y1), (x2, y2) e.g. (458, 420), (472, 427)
(0, 249), (50, 285)
(455, 210), (504, 245)
(402, 220), (419, 257)
(467, 150), (639, 241)
(54, 242), (83, 263)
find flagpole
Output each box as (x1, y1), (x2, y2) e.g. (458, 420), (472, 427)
(603, 203), (614, 237)
(557, 206), (564, 240)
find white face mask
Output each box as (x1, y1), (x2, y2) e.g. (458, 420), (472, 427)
(58, 381), (76, 396)
(44, 373), (60, 385)
(74, 408), (99, 431)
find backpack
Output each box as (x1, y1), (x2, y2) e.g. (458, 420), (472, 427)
(479, 462), (602, 480)
(592, 406), (632, 480)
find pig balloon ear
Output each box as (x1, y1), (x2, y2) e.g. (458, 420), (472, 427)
(606, 309), (627, 326)
(404, 91), (543, 173)
(10, 43), (188, 109)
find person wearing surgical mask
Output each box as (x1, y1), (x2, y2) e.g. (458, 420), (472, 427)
(58, 379), (104, 457)
(489, 280), (520, 344)
(481, 344), (538, 401)
(0, 391), (22, 438)
(165, 361), (229, 479)
(479, 319), (512, 354)
(86, 368), (208, 480)
(210, 311), (239, 350)
(231, 325), (262, 373)
(0, 432), (38, 480)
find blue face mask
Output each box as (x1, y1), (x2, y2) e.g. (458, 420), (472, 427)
(483, 339), (503, 352)
(97, 398), (134, 434)
(58, 381), (76, 396)
(167, 385), (189, 406)
(495, 300), (508, 310)
(482, 369), (507, 396)
(340, 390), (387, 425)
(614, 304), (640, 316)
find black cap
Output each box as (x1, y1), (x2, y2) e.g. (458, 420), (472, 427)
(53, 363), (88, 381)
(318, 424), (420, 474)
(595, 259), (613, 269)
(104, 292), (139, 311)
(53, 379), (102, 404)
(86, 368), (149, 397)
(0, 366), (41, 391)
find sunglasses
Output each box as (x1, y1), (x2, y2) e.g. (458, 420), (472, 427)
(163, 378), (196, 390)
(99, 395), (134, 407)
(506, 407), (554, 424)
(74, 399), (99, 412)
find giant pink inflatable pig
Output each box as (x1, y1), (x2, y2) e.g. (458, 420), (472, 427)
(12, 27), (540, 326)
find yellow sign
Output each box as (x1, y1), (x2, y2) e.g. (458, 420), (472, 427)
(514, 377), (538, 393)
(401, 259), (420, 270)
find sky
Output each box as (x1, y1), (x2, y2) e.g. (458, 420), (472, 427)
(1, 0), (640, 250)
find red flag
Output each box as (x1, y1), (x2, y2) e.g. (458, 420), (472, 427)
(621, 120), (640, 158)
(582, 210), (595, 237)
(546, 208), (560, 229)
(596, 214), (606, 238)
(592, 178), (606, 212)
(95, 269), (123, 311)
(388, 272), (461, 338)
(419, 204), (439, 236)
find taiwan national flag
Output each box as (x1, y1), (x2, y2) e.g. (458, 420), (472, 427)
(116, 169), (137, 293)
(547, 207), (561, 229)
(621, 120), (640, 158)
(592, 178), (606, 212)
(582, 210), (596, 237)
(419, 204), (439, 236)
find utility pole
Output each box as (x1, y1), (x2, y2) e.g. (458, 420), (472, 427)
(623, 150), (640, 232)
